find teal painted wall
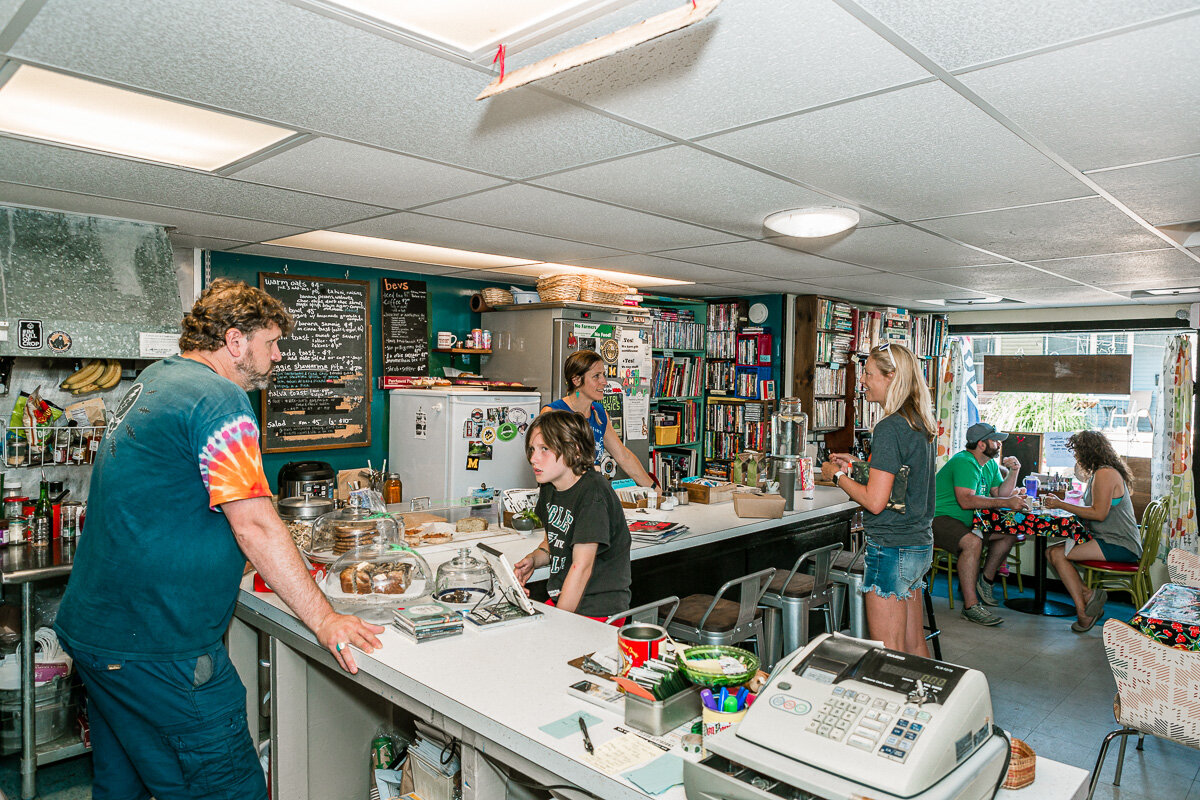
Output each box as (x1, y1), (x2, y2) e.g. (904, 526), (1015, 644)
(207, 251), (529, 491)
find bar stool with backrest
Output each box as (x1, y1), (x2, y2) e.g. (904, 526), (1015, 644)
(1078, 498), (1168, 609)
(666, 568), (776, 658)
(760, 542), (843, 669)
(827, 516), (866, 637)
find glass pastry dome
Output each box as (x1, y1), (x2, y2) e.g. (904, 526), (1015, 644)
(321, 542), (433, 623)
(309, 507), (403, 563)
(433, 548), (495, 608)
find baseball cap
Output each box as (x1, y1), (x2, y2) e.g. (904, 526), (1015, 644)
(966, 422), (1008, 445)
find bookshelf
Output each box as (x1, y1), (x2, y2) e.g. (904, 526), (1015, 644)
(735, 328), (774, 400)
(702, 396), (771, 480)
(702, 300), (774, 478)
(793, 295), (948, 452)
(644, 296), (708, 484)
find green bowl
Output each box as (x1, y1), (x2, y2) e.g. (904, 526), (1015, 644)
(676, 645), (760, 687)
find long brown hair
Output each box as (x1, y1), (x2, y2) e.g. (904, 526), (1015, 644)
(870, 343), (935, 441)
(526, 410), (593, 476)
(1067, 430), (1133, 486)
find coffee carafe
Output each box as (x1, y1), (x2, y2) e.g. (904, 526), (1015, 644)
(769, 398), (808, 511)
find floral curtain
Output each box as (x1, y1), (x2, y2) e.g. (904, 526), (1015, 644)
(935, 338), (964, 469)
(1152, 335), (1197, 555)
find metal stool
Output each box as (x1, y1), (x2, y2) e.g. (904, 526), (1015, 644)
(829, 547), (867, 638)
(760, 542), (843, 670)
(604, 596), (679, 627)
(666, 568), (776, 656)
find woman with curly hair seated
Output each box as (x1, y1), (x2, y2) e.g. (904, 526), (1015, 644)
(1042, 430), (1141, 633)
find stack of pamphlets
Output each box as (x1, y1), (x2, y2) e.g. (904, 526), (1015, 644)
(626, 518), (689, 543)
(393, 601), (463, 643)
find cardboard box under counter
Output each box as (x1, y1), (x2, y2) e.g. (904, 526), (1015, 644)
(732, 491), (786, 519)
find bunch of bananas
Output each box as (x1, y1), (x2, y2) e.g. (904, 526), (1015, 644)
(60, 359), (123, 395)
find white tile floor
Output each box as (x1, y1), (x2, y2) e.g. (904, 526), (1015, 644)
(3, 576), (1198, 799)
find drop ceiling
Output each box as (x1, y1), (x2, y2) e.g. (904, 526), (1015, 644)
(0, 0), (1198, 312)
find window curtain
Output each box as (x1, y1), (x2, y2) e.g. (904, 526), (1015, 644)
(935, 338), (964, 468)
(1152, 334), (1197, 555)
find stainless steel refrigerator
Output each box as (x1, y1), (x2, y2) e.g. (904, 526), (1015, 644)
(482, 303), (652, 479)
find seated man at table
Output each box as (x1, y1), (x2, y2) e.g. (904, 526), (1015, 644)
(933, 422), (1030, 627)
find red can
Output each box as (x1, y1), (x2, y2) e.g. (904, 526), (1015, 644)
(618, 623), (667, 675)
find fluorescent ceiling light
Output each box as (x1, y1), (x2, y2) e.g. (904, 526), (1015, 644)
(764, 207), (860, 238)
(489, 262), (691, 288)
(264, 231), (538, 270)
(944, 296), (1006, 305)
(262, 231), (692, 287)
(317, 0), (625, 57)
(0, 65), (295, 171)
(1144, 287), (1200, 296)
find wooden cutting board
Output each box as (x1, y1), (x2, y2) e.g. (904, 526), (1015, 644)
(396, 512), (448, 528)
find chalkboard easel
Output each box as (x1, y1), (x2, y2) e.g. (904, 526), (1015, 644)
(259, 273), (371, 453)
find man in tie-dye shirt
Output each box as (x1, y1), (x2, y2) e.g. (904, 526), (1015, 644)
(57, 279), (383, 800)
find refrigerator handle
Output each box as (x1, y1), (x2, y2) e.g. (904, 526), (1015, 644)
(431, 403), (444, 413)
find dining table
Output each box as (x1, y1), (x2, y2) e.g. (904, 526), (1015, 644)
(973, 505), (1088, 617)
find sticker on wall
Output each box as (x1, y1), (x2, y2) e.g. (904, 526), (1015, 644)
(518, 422), (528, 434)
(17, 320), (42, 351)
(497, 422), (518, 442)
(47, 331), (72, 353)
(579, 337), (597, 353)
(481, 426), (497, 445)
(507, 407), (528, 425)
(599, 339), (619, 363)
(468, 441), (493, 461)
(605, 364), (618, 379)
(415, 408), (427, 439)
(471, 408), (484, 422)
(466, 454), (480, 471)
(486, 408), (500, 424)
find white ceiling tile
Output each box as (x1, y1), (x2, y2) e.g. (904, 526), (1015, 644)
(335, 212), (627, 263)
(1026, 248), (1200, 285)
(168, 234), (250, 251)
(12, 0), (666, 178)
(853, 0), (1197, 71)
(800, 272), (971, 301)
(232, 138), (506, 209)
(917, 197), (1168, 261)
(771, 223), (998, 272)
(1090, 155), (1200, 227)
(534, 0), (929, 138)
(709, 279), (827, 294)
(0, 137), (386, 229)
(565, 253), (753, 284)
(0, 180), (308, 242)
(908, 264), (1078, 292)
(704, 82), (1087, 220)
(532, 145), (891, 237)
(441, 270), (536, 287)
(656, 240), (878, 280)
(0, 0), (24, 31)
(419, 184), (738, 252)
(231, 243), (463, 275)
(1002, 287), (1126, 306)
(960, 16), (1200, 169)
(663, 283), (758, 298)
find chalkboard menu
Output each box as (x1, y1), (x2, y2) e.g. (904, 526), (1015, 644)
(259, 273), (371, 452)
(1004, 433), (1042, 482)
(380, 277), (429, 376)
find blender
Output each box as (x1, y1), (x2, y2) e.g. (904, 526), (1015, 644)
(769, 398), (808, 511)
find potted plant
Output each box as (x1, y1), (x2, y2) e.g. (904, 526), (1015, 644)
(511, 509), (541, 532)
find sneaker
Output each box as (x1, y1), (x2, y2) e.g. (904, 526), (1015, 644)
(976, 575), (999, 607)
(962, 603), (1003, 626)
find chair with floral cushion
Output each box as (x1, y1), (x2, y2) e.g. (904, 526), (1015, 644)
(1086, 619), (1200, 799)
(1167, 548), (1200, 588)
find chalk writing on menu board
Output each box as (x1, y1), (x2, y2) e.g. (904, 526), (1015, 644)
(380, 277), (429, 376)
(259, 273), (371, 452)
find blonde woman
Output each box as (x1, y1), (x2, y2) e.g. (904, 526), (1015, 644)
(822, 343), (936, 655)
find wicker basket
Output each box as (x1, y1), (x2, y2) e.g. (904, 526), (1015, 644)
(1002, 738), (1036, 790)
(480, 287), (513, 307)
(579, 275), (633, 306)
(536, 274), (582, 303)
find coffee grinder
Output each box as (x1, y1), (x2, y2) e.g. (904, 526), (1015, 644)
(769, 398), (808, 511)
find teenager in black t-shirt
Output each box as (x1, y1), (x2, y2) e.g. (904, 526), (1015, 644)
(513, 410), (631, 620)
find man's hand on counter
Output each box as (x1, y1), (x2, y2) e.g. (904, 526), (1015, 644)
(315, 611), (385, 675)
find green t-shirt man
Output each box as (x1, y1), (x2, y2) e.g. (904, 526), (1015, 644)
(934, 449), (1004, 526)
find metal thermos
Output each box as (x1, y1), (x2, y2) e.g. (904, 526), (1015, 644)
(770, 398), (808, 512)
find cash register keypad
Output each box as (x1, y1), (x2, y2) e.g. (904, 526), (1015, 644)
(802, 686), (930, 761)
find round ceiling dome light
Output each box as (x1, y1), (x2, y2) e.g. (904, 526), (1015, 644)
(764, 207), (860, 238)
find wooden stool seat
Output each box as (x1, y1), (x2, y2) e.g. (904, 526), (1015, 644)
(766, 572), (817, 598)
(674, 594), (759, 633)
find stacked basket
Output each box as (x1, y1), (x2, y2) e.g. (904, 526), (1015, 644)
(536, 274), (582, 302)
(579, 275), (633, 306)
(480, 287), (514, 307)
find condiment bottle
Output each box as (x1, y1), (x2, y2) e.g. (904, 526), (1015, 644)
(383, 473), (402, 505)
(32, 480), (51, 547)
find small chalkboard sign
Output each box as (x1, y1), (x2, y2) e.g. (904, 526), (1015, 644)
(259, 273), (371, 452)
(1004, 432), (1042, 482)
(380, 278), (428, 377)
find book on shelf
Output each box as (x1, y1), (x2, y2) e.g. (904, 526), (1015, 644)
(650, 447), (699, 486)
(814, 365), (847, 396)
(815, 330), (855, 363)
(650, 313), (704, 351)
(651, 355), (702, 397)
(653, 402), (699, 443)
(705, 360), (736, 393)
(813, 398), (847, 429)
(706, 302), (743, 331)
(703, 461), (732, 480)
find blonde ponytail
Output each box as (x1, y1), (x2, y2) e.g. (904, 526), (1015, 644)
(869, 343), (935, 441)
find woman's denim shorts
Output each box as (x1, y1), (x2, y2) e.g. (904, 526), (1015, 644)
(862, 542), (932, 600)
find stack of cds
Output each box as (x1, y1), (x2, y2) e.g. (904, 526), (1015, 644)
(393, 601), (463, 643)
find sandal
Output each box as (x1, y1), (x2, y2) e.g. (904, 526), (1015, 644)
(1083, 588), (1108, 619)
(1071, 614), (1098, 633)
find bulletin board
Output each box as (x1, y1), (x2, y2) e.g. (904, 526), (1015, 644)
(259, 273), (371, 452)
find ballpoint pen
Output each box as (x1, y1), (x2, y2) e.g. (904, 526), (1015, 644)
(578, 716), (595, 755)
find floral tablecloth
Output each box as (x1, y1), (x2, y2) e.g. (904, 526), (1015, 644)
(1131, 582), (1200, 651)
(974, 508), (1088, 542)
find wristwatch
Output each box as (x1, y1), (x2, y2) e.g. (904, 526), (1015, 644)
(833, 471), (846, 483)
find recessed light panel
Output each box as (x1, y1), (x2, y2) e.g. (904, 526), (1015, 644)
(0, 65), (295, 171)
(264, 231), (538, 270)
(491, 262), (691, 288)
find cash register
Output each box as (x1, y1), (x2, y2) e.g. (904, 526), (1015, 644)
(684, 634), (1010, 800)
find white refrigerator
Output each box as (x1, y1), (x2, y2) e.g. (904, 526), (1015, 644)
(388, 388), (541, 504)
